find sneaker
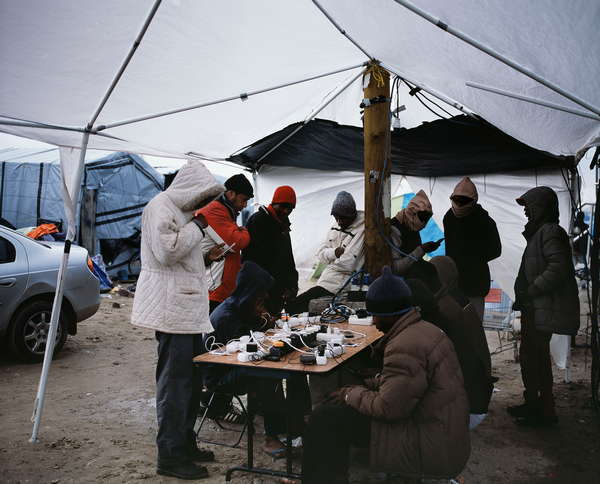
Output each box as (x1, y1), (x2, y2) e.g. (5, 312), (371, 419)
(189, 446), (215, 463)
(515, 414), (558, 428)
(262, 435), (286, 459)
(157, 461), (209, 480)
(507, 402), (538, 418)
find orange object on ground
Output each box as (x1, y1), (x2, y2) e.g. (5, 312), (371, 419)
(26, 223), (59, 240)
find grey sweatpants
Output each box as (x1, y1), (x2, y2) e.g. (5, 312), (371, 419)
(155, 331), (203, 465)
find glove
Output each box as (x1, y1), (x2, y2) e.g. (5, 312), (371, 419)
(421, 240), (442, 253)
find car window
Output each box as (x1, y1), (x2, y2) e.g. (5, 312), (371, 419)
(0, 236), (16, 263)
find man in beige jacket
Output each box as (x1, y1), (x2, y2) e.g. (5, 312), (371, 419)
(132, 161), (223, 480)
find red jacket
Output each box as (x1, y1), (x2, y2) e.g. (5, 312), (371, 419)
(198, 198), (251, 302)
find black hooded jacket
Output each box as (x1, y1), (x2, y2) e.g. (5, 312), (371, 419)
(514, 187), (579, 335)
(209, 261), (274, 345)
(443, 204), (501, 297)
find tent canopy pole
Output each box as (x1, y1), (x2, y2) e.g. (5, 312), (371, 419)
(392, 0), (600, 117)
(87, 0), (163, 129)
(255, 67), (366, 166)
(30, 132), (90, 443)
(311, 0), (373, 59)
(379, 62), (474, 118)
(95, 63), (366, 131)
(466, 82), (600, 121)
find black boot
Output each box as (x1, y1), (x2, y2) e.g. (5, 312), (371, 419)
(157, 461), (209, 480)
(189, 446), (215, 463)
(507, 402), (539, 418)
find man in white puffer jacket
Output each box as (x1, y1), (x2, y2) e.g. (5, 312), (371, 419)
(132, 160), (224, 480)
(287, 191), (365, 315)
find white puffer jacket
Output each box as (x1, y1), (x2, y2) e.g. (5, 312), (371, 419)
(316, 211), (365, 294)
(131, 161), (224, 334)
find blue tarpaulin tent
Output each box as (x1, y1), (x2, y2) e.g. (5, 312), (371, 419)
(0, 148), (163, 276)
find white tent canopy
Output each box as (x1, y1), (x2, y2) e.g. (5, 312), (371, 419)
(1, 0), (599, 441)
(1, 0), (599, 159)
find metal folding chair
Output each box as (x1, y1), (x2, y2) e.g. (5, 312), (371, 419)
(195, 391), (248, 448)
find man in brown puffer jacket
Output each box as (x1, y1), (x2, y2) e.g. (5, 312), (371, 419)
(301, 267), (470, 484)
(509, 186), (579, 427)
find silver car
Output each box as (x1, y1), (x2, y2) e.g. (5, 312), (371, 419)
(0, 226), (100, 362)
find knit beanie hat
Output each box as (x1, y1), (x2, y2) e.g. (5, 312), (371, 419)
(366, 266), (413, 316)
(272, 186), (296, 207)
(331, 191), (357, 218)
(224, 174), (254, 198)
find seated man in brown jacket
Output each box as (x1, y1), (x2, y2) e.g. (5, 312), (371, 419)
(301, 267), (470, 484)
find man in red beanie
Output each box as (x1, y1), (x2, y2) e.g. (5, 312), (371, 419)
(242, 185), (298, 315)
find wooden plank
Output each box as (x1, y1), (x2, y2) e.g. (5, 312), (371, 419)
(193, 322), (382, 374)
(363, 62), (392, 277)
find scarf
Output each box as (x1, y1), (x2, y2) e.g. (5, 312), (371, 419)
(395, 189), (432, 231)
(450, 177), (478, 218)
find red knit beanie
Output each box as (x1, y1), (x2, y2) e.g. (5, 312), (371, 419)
(271, 186), (296, 207)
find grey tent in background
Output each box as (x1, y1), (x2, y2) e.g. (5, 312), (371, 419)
(0, 148), (164, 278)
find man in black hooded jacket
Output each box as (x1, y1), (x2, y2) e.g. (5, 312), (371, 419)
(508, 186), (579, 427)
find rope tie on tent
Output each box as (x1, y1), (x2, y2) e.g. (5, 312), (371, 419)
(366, 64), (387, 88)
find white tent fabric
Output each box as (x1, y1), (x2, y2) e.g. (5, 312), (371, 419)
(1, 0), (599, 159)
(405, 169), (572, 300)
(255, 165), (572, 301)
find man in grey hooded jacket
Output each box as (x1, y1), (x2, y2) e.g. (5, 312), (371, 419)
(132, 161), (224, 479)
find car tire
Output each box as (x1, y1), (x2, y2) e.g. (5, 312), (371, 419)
(9, 300), (68, 363)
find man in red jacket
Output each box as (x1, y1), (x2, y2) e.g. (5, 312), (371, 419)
(198, 174), (253, 312)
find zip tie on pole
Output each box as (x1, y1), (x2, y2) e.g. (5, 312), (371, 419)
(94, 62), (367, 131)
(311, 0), (373, 60)
(392, 0), (600, 117)
(360, 95), (391, 109)
(466, 81), (600, 122)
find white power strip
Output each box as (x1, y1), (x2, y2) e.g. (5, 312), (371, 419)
(316, 333), (344, 344)
(348, 315), (373, 326)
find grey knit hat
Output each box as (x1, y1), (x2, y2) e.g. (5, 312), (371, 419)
(331, 191), (357, 218)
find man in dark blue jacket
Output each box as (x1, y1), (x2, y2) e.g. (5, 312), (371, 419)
(206, 261), (310, 456)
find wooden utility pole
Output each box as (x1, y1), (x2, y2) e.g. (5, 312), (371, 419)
(363, 61), (392, 277)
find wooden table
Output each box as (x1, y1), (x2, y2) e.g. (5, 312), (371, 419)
(193, 321), (382, 482)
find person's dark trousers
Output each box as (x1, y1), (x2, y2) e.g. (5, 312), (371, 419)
(302, 403), (370, 484)
(209, 299), (221, 314)
(155, 331), (204, 465)
(286, 286), (333, 315)
(259, 375), (311, 438)
(519, 311), (555, 417)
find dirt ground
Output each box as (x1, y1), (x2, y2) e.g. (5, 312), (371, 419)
(1, 294), (599, 484)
